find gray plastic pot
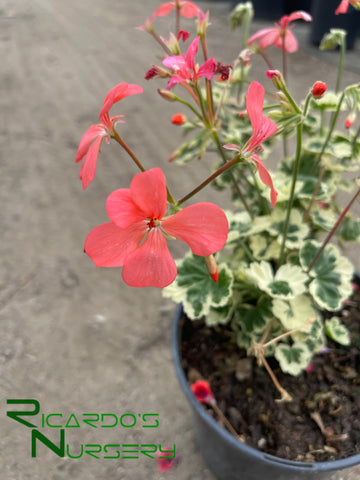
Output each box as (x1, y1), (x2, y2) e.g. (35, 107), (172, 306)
(172, 304), (360, 480)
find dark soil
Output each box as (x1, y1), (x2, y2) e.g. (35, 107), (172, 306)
(180, 287), (360, 462)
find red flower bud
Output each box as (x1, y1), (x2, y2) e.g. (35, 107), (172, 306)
(171, 113), (186, 125)
(266, 70), (285, 90)
(312, 81), (327, 99)
(345, 112), (356, 128)
(205, 255), (218, 282)
(191, 380), (216, 406)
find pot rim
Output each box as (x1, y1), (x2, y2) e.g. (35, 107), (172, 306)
(171, 303), (360, 473)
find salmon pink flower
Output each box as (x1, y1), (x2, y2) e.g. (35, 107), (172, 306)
(224, 81), (278, 207)
(75, 83), (143, 190)
(335, 0), (360, 14)
(247, 11), (312, 53)
(191, 380), (216, 405)
(150, 1), (201, 21)
(162, 36), (216, 89)
(84, 168), (229, 288)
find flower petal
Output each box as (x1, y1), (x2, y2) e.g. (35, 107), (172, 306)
(75, 124), (106, 163)
(282, 30), (298, 53)
(198, 58), (216, 80)
(336, 0), (349, 14)
(130, 168), (168, 220)
(122, 229), (177, 288)
(161, 203), (229, 256)
(251, 154), (278, 207)
(258, 30), (281, 50)
(246, 81), (265, 135)
(163, 54), (187, 72)
(79, 135), (104, 190)
(180, 1), (201, 18)
(150, 2), (175, 20)
(185, 36), (200, 71)
(84, 222), (147, 267)
(106, 189), (145, 228)
(99, 83), (143, 121)
(247, 28), (276, 45)
(287, 11), (312, 23)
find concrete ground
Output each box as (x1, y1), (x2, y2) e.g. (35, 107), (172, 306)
(1, 0), (359, 479)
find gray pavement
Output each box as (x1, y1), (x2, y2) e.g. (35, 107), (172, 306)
(1, 0), (359, 479)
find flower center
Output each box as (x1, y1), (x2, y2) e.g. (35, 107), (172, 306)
(147, 218), (160, 229)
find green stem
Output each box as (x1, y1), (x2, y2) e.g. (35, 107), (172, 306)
(212, 131), (253, 218)
(200, 35), (215, 125)
(306, 186), (360, 273)
(176, 96), (204, 122)
(112, 131), (146, 172)
(177, 154), (242, 205)
(278, 123), (303, 266)
(312, 91), (345, 172)
(150, 30), (172, 56)
(335, 35), (346, 93)
(303, 165), (326, 223)
(282, 37), (287, 83)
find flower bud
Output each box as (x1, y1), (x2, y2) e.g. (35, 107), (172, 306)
(312, 81), (327, 99)
(266, 70), (285, 90)
(157, 88), (177, 102)
(230, 2), (254, 30)
(171, 113), (186, 125)
(345, 112), (356, 128)
(191, 380), (216, 406)
(196, 10), (210, 36)
(205, 255), (218, 282)
(320, 28), (346, 50)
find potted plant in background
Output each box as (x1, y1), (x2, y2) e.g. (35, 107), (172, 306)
(74, 1), (360, 478)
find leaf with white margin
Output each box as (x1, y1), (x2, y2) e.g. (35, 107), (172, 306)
(275, 342), (312, 376)
(300, 240), (354, 311)
(268, 209), (310, 249)
(162, 253), (233, 320)
(225, 211), (270, 244)
(205, 304), (233, 327)
(245, 261), (307, 299)
(249, 235), (281, 261)
(272, 295), (317, 333)
(292, 316), (325, 353)
(310, 207), (337, 232)
(325, 317), (350, 346)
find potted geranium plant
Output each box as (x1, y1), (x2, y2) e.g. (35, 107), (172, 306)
(75, 1), (360, 478)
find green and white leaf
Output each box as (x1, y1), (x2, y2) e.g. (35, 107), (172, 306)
(268, 209), (310, 249)
(325, 316), (351, 346)
(292, 316), (325, 353)
(336, 215), (360, 243)
(245, 261), (307, 299)
(225, 211), (271, 244)
(272, 295), (318, 333)
(300, 241), (354, 311)
(249, 235), (281, 261)
(206, 303), (233, 327)
(309, 207), (337, 232)
(275, 342), (312, 376)
(162, 253), (233, 319)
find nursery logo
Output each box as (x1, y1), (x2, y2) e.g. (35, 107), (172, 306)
(6, 399), (176, 460)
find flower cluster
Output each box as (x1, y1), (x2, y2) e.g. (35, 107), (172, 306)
(75, 0), (360, 403)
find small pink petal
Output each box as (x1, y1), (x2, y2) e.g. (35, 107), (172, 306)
(287, 10), (312, 22)
(122, 228), (177, 288)
(163, 54), (187, 71)
(150, 2), (175, 21)
(84, 222), (146, 267)
(75, 125), (106, 163)
(166, 75), (187, 90)
(130, 168), (168, 220)
(251, 154), (278, 207)
(258, 30), (281, 50)
(198, 57), (216, 80)
(99, 83), (143, 121)
(246, 81), (265, 135)
(161, 203), (229, 256)
(177, 30), (190, 42)
(247, 27), (276, 45)
(282, 30), (298, 53)
(180, 1), (201, 18)
(185, 36), (200, 71)
(106, 189), (146, 229)
(223, 143), (242, 152)
(79, 135), (104, 190)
